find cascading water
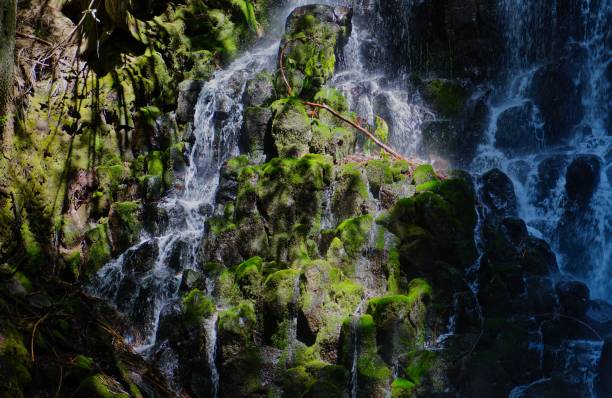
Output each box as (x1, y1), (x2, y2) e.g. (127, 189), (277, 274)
(469, 0), (611, 396)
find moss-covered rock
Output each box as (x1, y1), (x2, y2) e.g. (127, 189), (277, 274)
(278, 5), (352, 97)
(182, 288), (216, 324)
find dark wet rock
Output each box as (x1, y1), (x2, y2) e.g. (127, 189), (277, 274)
(555, 280), (590, 318)
(179, 269), (207, 293)
(242, 106), (273, 156)
(243, 71), (275, 107)
(520, 237), (559, 276)
(480, 168), (518, 218)
(495, 101), (542, 154)
(177, 80), (204, 124)
(565, 154), (601, 206)
(598, 338), (612, 397)
(529, 57), (584, 144)
(482, 217), (528, 262)
(535, 154), (569, 204)
(525, 276), (557, 314)
(586, 300), (612, 338)
(108, 201), (144, 254)
(123, 239), (159, 274)
(420, 120), (483, 165)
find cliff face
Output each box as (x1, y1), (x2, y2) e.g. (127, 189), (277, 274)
(0, 1), (609, 397)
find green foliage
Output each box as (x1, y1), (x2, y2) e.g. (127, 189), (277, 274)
(182, 289), (216, 324)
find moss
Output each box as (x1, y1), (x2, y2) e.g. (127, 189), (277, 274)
(182, 288), (216, 324)
(234, 256), (264, 299)
(391, 378), (416, 398)
(405, 350), (437, 386)
(218, 301), (257, 342)
(421, 79), (467, 119)
(146, 151), (164, 177)
(412, 164), (438, 186)
(335, 214), (373, 257)
(264, 269), (301, 317)
(84, 220), (112, 272)
(367, 279), (432, 322)
(74, 355), (95, 371)
(314, 88), (349, 112)
(0, 330), (32, 397)
(271, 99), (312, 157)
(77, 374), (129, 398)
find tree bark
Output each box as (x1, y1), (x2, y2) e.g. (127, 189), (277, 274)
(0, 0), (17, 122)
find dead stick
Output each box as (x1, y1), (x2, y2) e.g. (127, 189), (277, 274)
(31, 313), (49, 361)
(303, 101), (410, 162)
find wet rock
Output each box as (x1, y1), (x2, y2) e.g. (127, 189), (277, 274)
(271, 100), (312, 157)
(480, 168), (518, 218)
(585, 300), (612, 337)
(123, 239), (159, 274)
(108, 201), (143, 253)
(519, 237), (559, 276)
(279, 5), (352, 97)
(482, 217), (528, 262)
(242, 106), (273, 156)
(495, 101), (542, 154)
(535, 155), (569, 204)
(179, 270), (207, 294)
(565, 154), (601, 206)
(177, 80), (204, 124)
(555, 280), (590, 318)
(525, 276), (557, 314)
(529, 58), (584, 144)
(598, 338), (612, 398)
(243, 71), (275, 107)
(421, 120), (482, 165)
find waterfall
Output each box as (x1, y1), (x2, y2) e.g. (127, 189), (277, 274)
(204, 313), (220, 398)
(349, 316), (361, 398)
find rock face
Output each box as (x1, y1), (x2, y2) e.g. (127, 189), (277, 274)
(177, 80), (205, 123)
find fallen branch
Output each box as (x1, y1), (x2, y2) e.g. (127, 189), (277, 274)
(31, 313), (49, 362)
(278, 36), (426, 168)
(303, 100), (410, 163)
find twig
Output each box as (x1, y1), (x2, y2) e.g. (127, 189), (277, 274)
(54, 366), (64, 398)
(303, 101), (411, 162)
(16, 32), (54, 46)
(31, 313), (49, 362)
(533, 312), (602, 341)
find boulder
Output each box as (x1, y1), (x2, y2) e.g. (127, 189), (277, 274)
(495, 101), (542, 154)
(243, 71), (275, 107)
(555, 280), (590, 318)
(565, 154), (601, 207)
(177, 80), (204, 124)
(242, 106), (273, 156)
(529, 58), (584, 144)
(598, 338), (612, 398)
(535, 155), (569, 204)
(480, 168), (518, 218)
(278, 5), (352, 97)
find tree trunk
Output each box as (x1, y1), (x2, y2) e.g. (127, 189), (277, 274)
(0, 0), (16, 123)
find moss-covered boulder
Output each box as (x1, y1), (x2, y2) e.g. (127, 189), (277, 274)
(277, 5), (352, 97)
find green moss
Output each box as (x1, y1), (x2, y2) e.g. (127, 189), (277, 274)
(146, 151), (164, 177)
(84, 220), (112, 272)
(421, 79), (467, 119)
(182, 288), (216, 324)
(405, 350), (437, 386)
(314, 88), (348, 112)
(78, 374), (129, 398)
(0, 330), (32, 397)
(412, 164), (438, 186)
(335, 214), (373, 257)
(218, 301), (257, 340)
(367, 279), (432, 322)
(74, 355), (95, 371)
(391, 378), (416, 398)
